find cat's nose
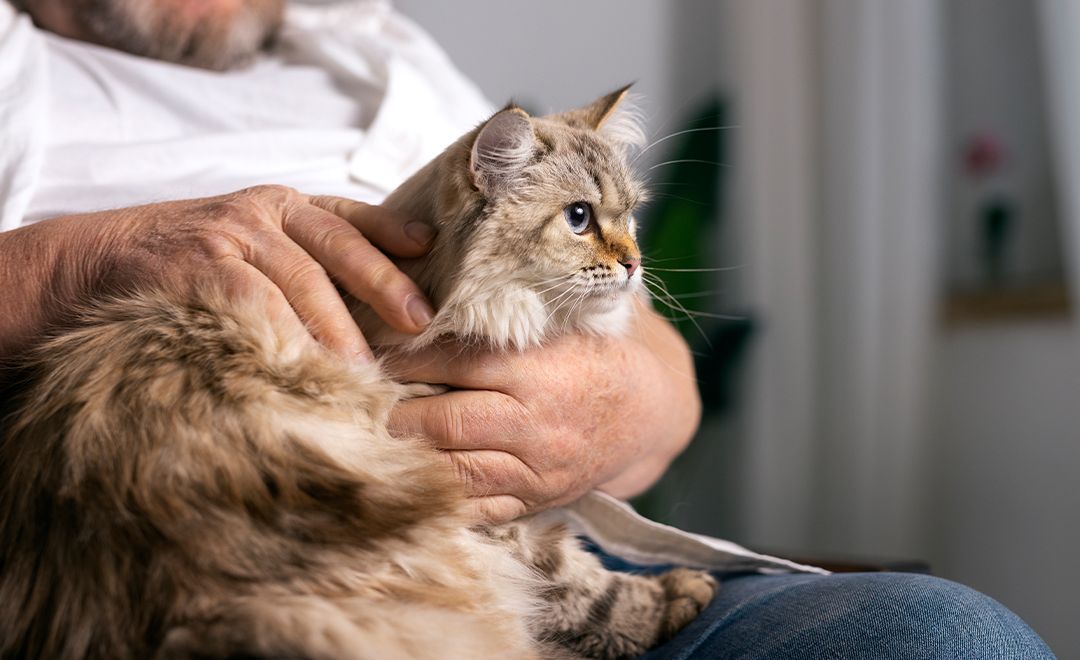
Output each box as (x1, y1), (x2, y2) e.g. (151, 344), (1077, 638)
(620, 258), (640, 277)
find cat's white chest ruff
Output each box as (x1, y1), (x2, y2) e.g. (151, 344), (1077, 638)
(450, 284), (548, 348)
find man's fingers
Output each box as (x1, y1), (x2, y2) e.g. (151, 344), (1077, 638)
(388, 389), (528, 450)
(309, 195), (435, 258)
(284, 205), (435, 335)
(441, 449), (541, 499)
(245, 232), (371, 360)
(213, 256), (315, 340)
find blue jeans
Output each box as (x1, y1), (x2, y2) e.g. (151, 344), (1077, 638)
(594, 550), (1056, 659)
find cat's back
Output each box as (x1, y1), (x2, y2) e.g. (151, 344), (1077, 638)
(0, 286), (473, 658)
(3, 285), (399, 482)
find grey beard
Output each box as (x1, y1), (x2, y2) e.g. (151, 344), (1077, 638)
(73, 0), (286, 70)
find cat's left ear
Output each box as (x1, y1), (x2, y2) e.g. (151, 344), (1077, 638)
(470, 105), (535, 195)
(570, 84), (646, 149)
(579, 84), (634, 129)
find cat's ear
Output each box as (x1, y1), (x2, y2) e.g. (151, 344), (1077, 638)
(580, 84), (634, 129)
(565, 84), (646, 149)
(470, 105), (535, 194)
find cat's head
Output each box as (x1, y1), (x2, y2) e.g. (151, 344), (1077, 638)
(382, 87), (648, 349)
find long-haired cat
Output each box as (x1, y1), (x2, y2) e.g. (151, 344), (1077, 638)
(0, 88), (717, 659)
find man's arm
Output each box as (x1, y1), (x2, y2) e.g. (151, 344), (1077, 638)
(0, 185), (436, 365)
(388, 298), (702, 523)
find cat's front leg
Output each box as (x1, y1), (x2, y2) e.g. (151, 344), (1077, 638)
(481, 520), (718, 659)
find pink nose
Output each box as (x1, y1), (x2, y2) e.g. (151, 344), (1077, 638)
(621, 258), (640, 277)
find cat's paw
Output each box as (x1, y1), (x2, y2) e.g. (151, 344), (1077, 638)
(658, 568), (718, 637)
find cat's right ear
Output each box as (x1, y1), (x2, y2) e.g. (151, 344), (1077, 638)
(470, 106), (535, 195)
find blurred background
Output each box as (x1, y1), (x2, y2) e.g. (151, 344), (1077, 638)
(393, 0), (1079, 654)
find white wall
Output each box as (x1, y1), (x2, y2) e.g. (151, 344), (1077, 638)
(929, 323), (1080, 655)
(928, 2), (1079, 653)
(393, 0), (729, 144)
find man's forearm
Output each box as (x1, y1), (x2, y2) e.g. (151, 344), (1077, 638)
(0, 221), (68, 362)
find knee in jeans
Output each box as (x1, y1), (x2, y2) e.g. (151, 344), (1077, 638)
(786, 573), (1052, 659)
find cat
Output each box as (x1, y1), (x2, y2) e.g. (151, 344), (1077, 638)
(0, 87), (717, 659)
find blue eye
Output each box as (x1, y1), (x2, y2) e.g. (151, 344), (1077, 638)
(564, 202), (592, 234)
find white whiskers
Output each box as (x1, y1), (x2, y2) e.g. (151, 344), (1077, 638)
(642, 272), (714, 348)
(632, 126), (738, 164)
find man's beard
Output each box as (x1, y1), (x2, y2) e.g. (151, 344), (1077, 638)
(71, 0), (286, 70)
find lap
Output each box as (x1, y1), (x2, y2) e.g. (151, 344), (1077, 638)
(589, 547), (1055, 659)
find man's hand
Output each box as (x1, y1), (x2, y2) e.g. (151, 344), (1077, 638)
(388, 301), (701, 523)
(0, 185), (436, 362)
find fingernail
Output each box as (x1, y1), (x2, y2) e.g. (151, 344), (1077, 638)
(406, 294), (435, 328)
(404, 221), (436, 247)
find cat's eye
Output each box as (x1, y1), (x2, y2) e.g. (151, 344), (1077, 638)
(564, 202), (593, 234)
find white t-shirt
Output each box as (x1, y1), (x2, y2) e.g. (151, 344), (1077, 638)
(0, 0), (492, 231)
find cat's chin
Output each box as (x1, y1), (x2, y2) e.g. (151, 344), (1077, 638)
(578, 279), (642, 312)
(567, 295), (635, 337)
(580, 291), (627, 314)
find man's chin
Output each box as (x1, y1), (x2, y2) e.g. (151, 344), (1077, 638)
(25, 0), (287, 71)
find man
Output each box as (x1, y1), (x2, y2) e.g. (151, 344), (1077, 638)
(0, 1), (1054, 658)
(0, 0), (700, 522)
